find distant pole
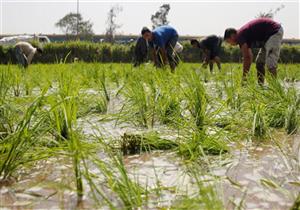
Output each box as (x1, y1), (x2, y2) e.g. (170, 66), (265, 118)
(77, 0), (79, 39)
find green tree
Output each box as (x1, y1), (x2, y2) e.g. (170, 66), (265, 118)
(55, 12), (94, 36)
(151, 4), (171, 29)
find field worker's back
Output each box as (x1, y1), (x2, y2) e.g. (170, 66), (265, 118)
(200, 35), (222, 50)
(237, 18), (281, 48)
(152, 26), (178, 48)
(15, 42), (37, 64)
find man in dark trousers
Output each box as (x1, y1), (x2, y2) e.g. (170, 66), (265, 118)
(134, 36), (148, 67)
(191, 35), (222, 72)
(141, 25), (179, 72)
(224, 18), (283, 84)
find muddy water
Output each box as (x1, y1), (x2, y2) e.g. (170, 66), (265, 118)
(0, 157), (84, 210)
(1, 139), (299, 210)
(1, 86), (300, 210)
(212, 136), (300, 210)
(123, 136), (300, 210)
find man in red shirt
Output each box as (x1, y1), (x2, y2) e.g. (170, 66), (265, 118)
(224, 18), (284, 84)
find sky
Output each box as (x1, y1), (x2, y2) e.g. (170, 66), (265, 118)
(0, 0), (299, 38)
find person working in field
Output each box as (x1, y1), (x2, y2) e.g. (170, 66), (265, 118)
(224, 18), (283, 84)
(14, 41), (43, 68)
(134, 36), (148, 67)
(190, 35), (222, 73)
(141, 25), (179, 72)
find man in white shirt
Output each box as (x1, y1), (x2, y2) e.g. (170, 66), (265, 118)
(14, 42), (43, 68)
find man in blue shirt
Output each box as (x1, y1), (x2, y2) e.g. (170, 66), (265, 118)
(141, 26), (179, 72)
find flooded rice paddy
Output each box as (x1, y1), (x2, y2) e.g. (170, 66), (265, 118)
(0, 63), (300, 209)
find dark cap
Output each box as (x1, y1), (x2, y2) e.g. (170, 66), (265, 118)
(190, 39), (199, 46)
(224, 28), (237, 40)
(141, 27), (151, 35)
(37, 47), (43, 53)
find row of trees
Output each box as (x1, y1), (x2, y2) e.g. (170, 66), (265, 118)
(55, 4), (171, 43)
(55, 4), (285, 43)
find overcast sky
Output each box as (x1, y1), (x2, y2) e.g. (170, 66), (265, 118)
(0, 0), (299, 38)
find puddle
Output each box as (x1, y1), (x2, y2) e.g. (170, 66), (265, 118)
(212, 135), (300, 209)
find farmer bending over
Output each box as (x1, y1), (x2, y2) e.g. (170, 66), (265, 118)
(141, 26), (179, 72)
(224, 18), (283, 84)
(134, 37), (148, 67)
(191, 35), (222, 73)
(14, 41), (43, 68)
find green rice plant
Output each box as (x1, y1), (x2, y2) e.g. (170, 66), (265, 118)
(253, 77), (300, 134)
(0, 67), (11, 103)
(47, 67), (85, 199)
(85, 138), (147, 209)
(251, 104), (267, 138)
(0, 103), (19, 140)
(11, 68), (22, 97)
(0, 62), (299, 209)
(94, 92), (108, 114)
(0, 68), (15, 139)
(99, 69), (110, 102)
(221, 67), (244, 111)
(155, 73), (182, 125)
(182, 70), (207, 131)
(178, 130), (228, 160)
(119, 75), (152, 127)
(285, 104), (299, 135)
(280, 64), (300, 82)
(120, 132), (178, 155)
(0, 93), (49, 180)
(171, 163), (223, 210)
(159, 95), (181, 124)
(290, 193), (300, 210)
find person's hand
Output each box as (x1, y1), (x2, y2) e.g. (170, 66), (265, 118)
(163, 59), (169, 66)
(202, 63), (208, 69)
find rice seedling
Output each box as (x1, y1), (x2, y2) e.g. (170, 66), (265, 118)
(0, 62), (299, 209)
(46, 66), (85, 200)
(171, 163), (223, 210)
(251, 104), (267, 138)
(252, 76), (300, 134)
(82, 136), (148, 209)
(285, 104), (299, 135)
(119, 74), (153, 127)
(0, 92), (49, 181)
(181, 70), (207, 131)
(120, 132), (178, 155)
(290, 193), (300, 210)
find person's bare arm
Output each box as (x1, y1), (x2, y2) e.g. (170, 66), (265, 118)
(159, 47), (168, 65)
(151, 48), (158, 65)
(201, 49), (210, 68)
(27, 50), (36, 64)
(241, 43), (253, 79)
(203, 49), (210, 64)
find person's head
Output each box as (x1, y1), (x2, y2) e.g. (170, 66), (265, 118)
(36, 47), (43, 54)
(224, 28), (238, 45)
(141, 27), (152, 41)
(190, 39), (200, 48)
